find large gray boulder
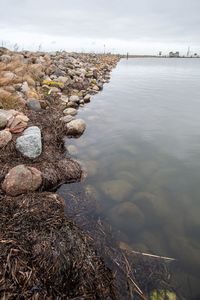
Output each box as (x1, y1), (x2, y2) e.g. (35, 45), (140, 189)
(16, 126), (42, 159)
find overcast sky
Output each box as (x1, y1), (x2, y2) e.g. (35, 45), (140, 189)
(0, 0), (200, 54)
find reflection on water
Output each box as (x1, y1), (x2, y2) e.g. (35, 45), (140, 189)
(59, 58), (200, 298)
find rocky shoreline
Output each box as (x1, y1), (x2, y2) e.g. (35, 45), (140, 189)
(0, 49), (176, 299)
(0, 48), (124, 299)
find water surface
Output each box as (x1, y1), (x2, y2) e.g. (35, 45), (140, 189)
(59, 58), (200, 298)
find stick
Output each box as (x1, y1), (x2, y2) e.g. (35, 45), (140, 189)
(129, 250), (176, 261)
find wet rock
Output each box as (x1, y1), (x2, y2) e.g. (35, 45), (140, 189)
(2, 165), (42, 196)
(69, 95), (80, 103)
(109, 202), (145, 233)
(0, 114), (7, 129)
(63, 108), (77, 116)
(0, 129), (12, 148)
(67, 119), (86, 137)
(92, 85), (99, 91)
(60, 115), (75, 123)
(97, 82), (104, 90)
(100, 179), (132, 202)
(26, 99), (42, 111)
(84, 94), (91, 103)
(66, 101), (79, 109)
(16, 126), (42, 159)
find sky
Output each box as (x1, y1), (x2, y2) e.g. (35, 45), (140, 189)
(0, 0), (200, 55)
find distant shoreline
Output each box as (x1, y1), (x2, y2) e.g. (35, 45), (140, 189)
(121, 55), (200, 58)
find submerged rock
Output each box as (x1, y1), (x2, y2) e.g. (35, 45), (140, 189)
(100, 179), (132, 202)
(67, 119), (86, 137)
(16, 126), (42, 159)
(109, 201), (145, 233)
(67, 145), (78, 155)
(2, 165), (42, 196)
(0, 130), (12, 148)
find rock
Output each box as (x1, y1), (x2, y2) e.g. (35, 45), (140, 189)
(21, 81), (30, 94)
(69, 95), (80, 103)
(109, 202), (145, 233)
(100, 180), (132, 202)
(5, 110), (29, 134)
(0, 114), (7, 129)
(86, 71), (93, 78)
(57, 76), (70, 84)
(0, 54), (11, 63)
(16, 126), (42, 159)
(97, 82), (104, 90)
(67, 119), (86, 137)
(63, 108), (77, 116)
(83, 160), (98, 177)
(49, 87), (61, 93)
(92, 85), (99, 91)
(60, 95), (69, 103)
(0, 130), (12, 148)
(60, 115), (75, 123)
(2, 71), (16, 80)
(84, 94), (91, 103)
(133, 192), (171, 226)
(2, 165), (42, 196)
(26, 89), (39, 99)
(66, 101), (79, 109)
(67, 145), (78, 155)
(26, 99), (42, 111)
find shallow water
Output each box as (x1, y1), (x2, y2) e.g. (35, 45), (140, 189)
(59, 58), (200, 298)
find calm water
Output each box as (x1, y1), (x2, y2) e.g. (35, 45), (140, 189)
(59, 58), (200, 298)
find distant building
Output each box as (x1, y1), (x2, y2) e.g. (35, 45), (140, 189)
(169, 51), (180, 58)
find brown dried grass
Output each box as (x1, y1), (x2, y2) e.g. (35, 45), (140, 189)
(0, 192), (117, 299)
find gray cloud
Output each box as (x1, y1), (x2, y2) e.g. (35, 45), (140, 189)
(0, 0), (200, 52)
